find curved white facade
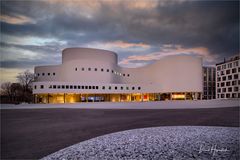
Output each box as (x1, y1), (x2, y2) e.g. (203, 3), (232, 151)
(33, 48), (203, 103)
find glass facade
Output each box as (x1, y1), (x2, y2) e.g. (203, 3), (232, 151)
(34, 92), (202, 104)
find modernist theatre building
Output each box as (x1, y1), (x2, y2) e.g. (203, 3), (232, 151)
(33, 48), (203, 103)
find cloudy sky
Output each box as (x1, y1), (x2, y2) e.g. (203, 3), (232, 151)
(1, 0), (239, 83)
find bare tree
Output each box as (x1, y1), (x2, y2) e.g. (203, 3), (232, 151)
(16, 70), (34, 102)
(1, 82), (12, 102)
(11, 83), (23, 103)
(17, 70), (34, 91)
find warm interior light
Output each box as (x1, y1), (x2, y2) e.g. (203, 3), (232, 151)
(172, 94), (185, 99)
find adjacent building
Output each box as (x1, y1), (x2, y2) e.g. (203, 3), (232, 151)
(216, 55), (240, 99)
(33, 48), (203, 103)
(202, 66), (216, 100)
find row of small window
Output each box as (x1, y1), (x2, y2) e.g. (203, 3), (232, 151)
(74, 67), (130, 77)
(202, 95), (215, 99)
(203, 76), (215, 81)
(203, 82), (215, 86)
(203, 69), (216, 75)
(37, 72), (56, 76)
(217, 87), (239, 93)
(217, 61), (239, 71)
(203, 87), (216, 91)
(217, 68), (239, 76)
(217, 93), (240, 98)
(217, 74), (239, 81)
(203, 91), (214, 95)
(36, 85), (141, 90)
(217, 80), (240, 87)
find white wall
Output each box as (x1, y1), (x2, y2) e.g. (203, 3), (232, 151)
(33, 48), (203, 94)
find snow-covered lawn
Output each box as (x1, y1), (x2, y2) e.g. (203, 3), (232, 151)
(0, 99), (239, 109)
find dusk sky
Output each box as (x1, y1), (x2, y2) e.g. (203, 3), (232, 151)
(0, 0), (239, 83)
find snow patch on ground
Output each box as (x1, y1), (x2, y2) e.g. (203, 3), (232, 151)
(41, 126), (239, 160)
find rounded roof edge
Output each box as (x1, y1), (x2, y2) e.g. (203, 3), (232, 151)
(62, 47), (118, 56)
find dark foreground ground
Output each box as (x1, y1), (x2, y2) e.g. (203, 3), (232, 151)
(1, 107), (239, 159)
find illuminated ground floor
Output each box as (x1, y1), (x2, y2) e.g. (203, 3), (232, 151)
(34, 92), (202, 103)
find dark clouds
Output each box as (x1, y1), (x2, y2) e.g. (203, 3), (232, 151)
(0, 0), (239, 73)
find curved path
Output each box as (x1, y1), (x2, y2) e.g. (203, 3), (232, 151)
(42, 126), (239, 160)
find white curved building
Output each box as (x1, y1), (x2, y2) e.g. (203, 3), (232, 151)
(33, 48), (203, 103)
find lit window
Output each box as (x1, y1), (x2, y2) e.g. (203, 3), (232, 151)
(172, 94), (185, 99)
